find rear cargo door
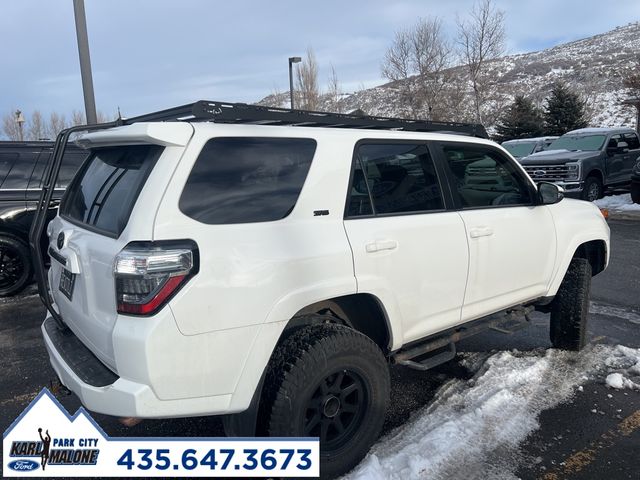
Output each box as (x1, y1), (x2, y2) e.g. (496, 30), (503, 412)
(47, 144), (164, 370)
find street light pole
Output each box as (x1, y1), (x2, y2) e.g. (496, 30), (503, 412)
(73, 0), (97, 125)
(288, 56), (302, 110)
(15, 110), (25, 141)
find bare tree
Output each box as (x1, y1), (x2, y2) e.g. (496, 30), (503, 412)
(47, 112), (68, 139)
(457, 0), (505, 123)
(2, 111), (21, 140)
(326, 64), (344, 113)
(382, 17), (452, 120)
(71, 110), (86, 126)
(295, 47), (320, 110)
(28, 111), (48, 140)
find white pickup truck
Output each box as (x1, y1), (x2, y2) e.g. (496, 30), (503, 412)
(32, 102), (610, 478)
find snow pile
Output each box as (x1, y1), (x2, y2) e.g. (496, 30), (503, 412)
(604, 345), (640, 390)
(594, 193), (640, 212)
(345, 347), (618, 480)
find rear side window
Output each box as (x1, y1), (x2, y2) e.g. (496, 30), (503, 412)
(0, 152), (18, 187)
(61, 145), (163, 236)
(0, 151), (38, 189)
(179, 137), (316, 224)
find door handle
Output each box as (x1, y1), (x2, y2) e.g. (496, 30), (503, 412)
(469, 227), (494, 238)
(365, 239), (398, 253)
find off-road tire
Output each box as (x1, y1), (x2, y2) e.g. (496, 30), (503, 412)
(581, 176), (603, 201)
(260, 324), (389, 479)
(550, 257), (592, 350)
(0, 235), (33, 297)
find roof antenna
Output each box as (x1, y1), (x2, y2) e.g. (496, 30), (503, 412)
(115, 106), (123, 126)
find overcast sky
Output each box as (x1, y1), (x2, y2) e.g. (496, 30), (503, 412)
(1, 0), (639, 120)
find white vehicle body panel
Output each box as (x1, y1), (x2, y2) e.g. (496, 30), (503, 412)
(40, 123), (610, 418)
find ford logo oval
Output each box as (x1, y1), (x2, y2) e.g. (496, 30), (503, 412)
(57, 232), (65, 250)
(8, 459), (39, 471)
(533, 170), (546, 176)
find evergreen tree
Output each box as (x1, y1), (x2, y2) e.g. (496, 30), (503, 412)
(543, 82), (588, 136)
(494, 95), (544, 143)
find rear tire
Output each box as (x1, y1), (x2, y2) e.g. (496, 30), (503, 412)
(550, 257), (591, 351)
(260, 324), (389, 479)
(0, 235), (33, 297)
(581, 176), (603, 201)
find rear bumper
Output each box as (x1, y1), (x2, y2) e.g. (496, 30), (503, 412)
(42, 317), (233, 418)
(42, 305), (289, 419)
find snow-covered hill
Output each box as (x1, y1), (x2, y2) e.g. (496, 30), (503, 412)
(258, 22), (640, 130)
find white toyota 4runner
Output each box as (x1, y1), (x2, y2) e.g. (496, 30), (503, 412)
(33, 102), (610, 478)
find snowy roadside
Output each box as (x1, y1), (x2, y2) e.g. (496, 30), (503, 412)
(344, 345), (640, 480)
(594, 193), (640, 219)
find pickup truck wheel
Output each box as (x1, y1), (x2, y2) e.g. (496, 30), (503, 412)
(0, 235), (32, 297)
(261, 324), (389, 479)
(581, 176), (603, 201)
(550, 258), (592, 351)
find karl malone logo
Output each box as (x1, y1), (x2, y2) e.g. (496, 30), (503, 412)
(4, 389), (102, 473)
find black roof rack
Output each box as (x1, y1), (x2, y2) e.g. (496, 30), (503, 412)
(126, 100), (488, 139)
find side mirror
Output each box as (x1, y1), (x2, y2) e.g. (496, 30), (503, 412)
(538, 182), (564, 205)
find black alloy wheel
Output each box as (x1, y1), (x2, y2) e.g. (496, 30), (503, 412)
(0, 236), (32, 296)
(304, 369), (368, 452)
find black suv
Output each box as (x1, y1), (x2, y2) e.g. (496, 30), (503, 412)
(0, 141), (88, 296)
(519, 127), (640, 201)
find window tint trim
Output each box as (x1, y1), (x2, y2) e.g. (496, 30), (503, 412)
(432, 141), (539, 211)
(343, 139), (452, 220)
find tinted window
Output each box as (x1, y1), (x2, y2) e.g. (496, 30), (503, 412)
(61, 145), (163, 236)
(0, 152), (18, 187)
(350, 143), (444, 216)
(623, 133), (640, 150)
(179, 137), (316, 224)
(56, 151), (89, 188)
(608, 134), (622, 148)
(1, 151), (39, 189)
(441, 144), (533, 208)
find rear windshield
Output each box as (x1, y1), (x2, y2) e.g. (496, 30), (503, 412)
(61, 145), (163, 236)
(179, 137), (316, 224)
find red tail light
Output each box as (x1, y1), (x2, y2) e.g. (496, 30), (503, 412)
(114, 241), (198, 316)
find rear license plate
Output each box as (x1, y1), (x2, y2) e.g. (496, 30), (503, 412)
(59, 268), (76, 300)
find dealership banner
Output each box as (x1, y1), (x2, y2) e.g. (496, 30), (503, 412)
(3, 389), (319, 477)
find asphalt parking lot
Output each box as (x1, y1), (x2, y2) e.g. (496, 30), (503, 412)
(1, 219), (638, 479)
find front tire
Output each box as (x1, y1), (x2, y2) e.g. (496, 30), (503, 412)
(581, 176), (603, 201)
(550, 257), (592, 351)
(0, 235), (33, 297)
(260, 324), (390, 479)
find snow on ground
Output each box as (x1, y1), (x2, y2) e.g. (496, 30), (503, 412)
(590, 302), (640, 324)
(344, 344), (640, 480)
(594, 193), (640, 212)
(604, 345), (640, 391)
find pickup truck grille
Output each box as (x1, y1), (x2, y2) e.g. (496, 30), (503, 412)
(522, 165), (571, 181)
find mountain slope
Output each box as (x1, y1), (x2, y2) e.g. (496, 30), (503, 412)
(259, 22), (640, 130)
